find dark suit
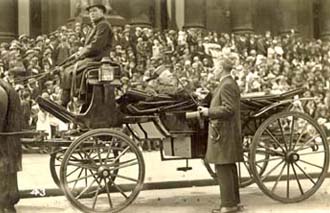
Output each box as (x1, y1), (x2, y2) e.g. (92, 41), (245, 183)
(205, 75), (243, 208)
(61, 17), (113, 105)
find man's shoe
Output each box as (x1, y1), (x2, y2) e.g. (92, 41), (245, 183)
(212, 206), (239, 213)
(237, 203), (244, 211)
(4, 206), (16, 213)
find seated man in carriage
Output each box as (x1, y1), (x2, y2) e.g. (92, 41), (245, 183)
(60, 2), (113, 107)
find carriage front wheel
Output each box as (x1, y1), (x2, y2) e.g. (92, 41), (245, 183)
(250, 111), (329, 203)
(60, 128), (145, 213)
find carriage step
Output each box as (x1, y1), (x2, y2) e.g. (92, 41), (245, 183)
(176, 159), (192, 172)
(177, 166), (192, 172)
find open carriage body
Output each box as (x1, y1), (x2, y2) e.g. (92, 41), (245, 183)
(34, 62), (329, 213)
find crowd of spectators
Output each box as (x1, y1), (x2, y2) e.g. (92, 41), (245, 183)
(1, 22), (330, 138)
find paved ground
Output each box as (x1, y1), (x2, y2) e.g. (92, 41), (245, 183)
(15, 152), (330, 213)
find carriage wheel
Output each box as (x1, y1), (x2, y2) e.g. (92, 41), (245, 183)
(50, 148), (66, 188)
(60, 128), (145, 213)
(250, 111), (329, 203)
(203, 138), (269, 188)
(51, 147), (111, 190)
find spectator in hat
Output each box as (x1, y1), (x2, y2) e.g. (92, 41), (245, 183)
(55, 35), (71, 65)
(27, 78), (41, 100)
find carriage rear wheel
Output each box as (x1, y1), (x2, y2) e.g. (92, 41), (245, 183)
(250, 111), (329, 203)
(60, 128), (145, 213)
(50, 148), (66, 188)
(203, 137), (269, 188)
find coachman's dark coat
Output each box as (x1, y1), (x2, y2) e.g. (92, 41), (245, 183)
(205, 76), (244, 164)
(61, 17), (113, 90)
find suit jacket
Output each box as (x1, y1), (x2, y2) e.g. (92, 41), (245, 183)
(205, 75), (244, 164)
(80, 17), (113, 61)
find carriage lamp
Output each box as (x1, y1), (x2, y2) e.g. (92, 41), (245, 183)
(99, 57), (114, 82)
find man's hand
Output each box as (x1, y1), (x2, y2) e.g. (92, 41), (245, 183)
(198, 106), (209, 118)
(74, 51), (82, 60)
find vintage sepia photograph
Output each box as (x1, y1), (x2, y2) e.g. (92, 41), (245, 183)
(0, 0), (330, 212)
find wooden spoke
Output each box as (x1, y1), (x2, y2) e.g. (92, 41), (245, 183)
(298, 151), (325, 157)
(265, 128), (286, 153)
(298, 159), (323, 169)
(291, 121), (309, 150)
(294, 162), (317, 185)
(68, 173), (95, 184)
(113, 146), (130, 162)
(105, 141), (114, 160)
(75, 178), (97, 199)
(66, 167), (81, 178)
(271, 162), (287, 193)
(109, 161), (138, 171)
(291, 163), (304, 195)
(104, 178), (114, 209)
(112, 180), (129, 199)
(289, 116), (295, 151)
(261, 159), (285, 181)
(256, 144), (284, 156)
(277, 119), (288, 151)
(112, 174), (139, 183)
(72, 168), (84, 190)
(294, 135), (319, 152)
(67, 162), (96, 170)
(286, 162), (290, 199)
(92, 180), (101, 209)
(255, 156), (282, 164)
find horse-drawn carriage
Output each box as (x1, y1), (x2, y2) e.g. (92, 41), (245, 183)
(20, 60), (329, 213)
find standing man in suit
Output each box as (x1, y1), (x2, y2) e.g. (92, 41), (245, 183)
(199, 53), (244, 213)
(61, 1), (113, 106)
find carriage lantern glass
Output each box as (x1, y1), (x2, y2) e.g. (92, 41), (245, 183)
(99, 57), (114, 81)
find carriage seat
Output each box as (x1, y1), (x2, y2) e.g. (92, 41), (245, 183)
(118, 89), (196, 115)
(240, 88), (306, 112)
(241, 87), (306, 102)
(79, 59), (122, 89)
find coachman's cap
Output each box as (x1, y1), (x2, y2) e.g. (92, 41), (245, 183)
(86, 1), (107, 13)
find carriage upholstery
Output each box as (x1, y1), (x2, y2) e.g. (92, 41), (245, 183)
(240, 87), (306, 112)
(117, 89), (197, 115)
(119, 87), (306, 116)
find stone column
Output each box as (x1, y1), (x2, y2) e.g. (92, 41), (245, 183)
(206, 0), (230, 33)
(129, 0), (154, 27)
(277, 0), (298, 34)
(254, 0), (277, 35)
(230, 0), (254, 33)
(183, 0), (206, 29)
(297, 0), (313, 38)
(320, 0), (330, 40)
(111, 0), (130, 20)
(0, 0), (18, 42)
(41, 0), (71, 34)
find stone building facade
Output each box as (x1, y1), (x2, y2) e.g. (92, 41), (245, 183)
(1, 0), (330, 42)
